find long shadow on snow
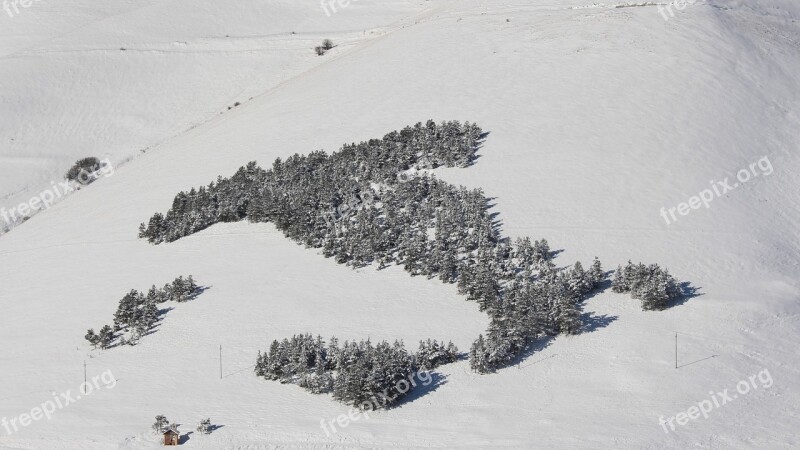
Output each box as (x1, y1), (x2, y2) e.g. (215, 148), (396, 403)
(389, 372), (448, 409)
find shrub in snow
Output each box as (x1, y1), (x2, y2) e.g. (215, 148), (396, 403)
(315, 39), (335, 55)
(197, 418), (212, 434)
(65, 157), (102, 184)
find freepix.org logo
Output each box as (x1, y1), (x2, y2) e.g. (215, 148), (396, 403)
(1, 158), (115, 228)
(320, 0), (358, 17)
(2, 369), (117, 436)
(3, 0), (42, 19)
(659, 156), (773, 226)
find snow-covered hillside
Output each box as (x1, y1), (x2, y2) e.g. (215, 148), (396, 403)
(0, 0), (429, 222)
(1, 0), (799, 448)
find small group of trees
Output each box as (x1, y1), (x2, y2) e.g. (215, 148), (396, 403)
(157, 275), (200, 303)
(152, 415), (215, 436)
(85, 276), (200, 349)
(65, 157), (112, 185)
(255, 334), (457, 408)
(65, 157), (102, 184)
(416, 339), (459, 371)
(315, 39), (335, 55)
(612, 261), (683, 310)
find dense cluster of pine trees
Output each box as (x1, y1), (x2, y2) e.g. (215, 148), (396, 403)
(611, 261), (682, 311)
(255, 334), (457, 408)
(138, 120), (481, 245)
(468, 253), (605, 373)
(85, 276), (200, 349)
(138, 120), (683, 380)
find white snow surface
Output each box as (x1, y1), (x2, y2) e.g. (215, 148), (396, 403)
(1, 0), (799, 448)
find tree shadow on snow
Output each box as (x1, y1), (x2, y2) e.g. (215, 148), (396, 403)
(464, 131), (490, 167)
(391, 372), (448, 408)
(667, 282), (703, 308)
(178, 431), (192, 445)
(207, 424), (225, 433)
(507, 334), (557, 370)
(581, 312), (618, 333)
(189, 285), (212, 301)
(580, 276), (614, 303)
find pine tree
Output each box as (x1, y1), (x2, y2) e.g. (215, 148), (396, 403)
(445, 341), (459, 363)
(255, 351), (267, 377)
(98, 325), (115, 349)
(114, 290), (142, 331)
(85, 329), (101, 349)
(152, 415), (170, 434)
(197, 418), (212, 435)
(555, 294), (582, 335)
(611, 265), (627, 293)
(146, 285), (159, 304)
(469, 335), (489, 373)
(568, 261), (589, 298)
(589, 256), (604, 288)
(532, 239), (551, 264)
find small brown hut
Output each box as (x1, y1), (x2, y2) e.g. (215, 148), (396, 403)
(163, 428), (179, 446)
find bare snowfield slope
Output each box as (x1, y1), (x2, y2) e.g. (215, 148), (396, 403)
(1, 0), (800, 448)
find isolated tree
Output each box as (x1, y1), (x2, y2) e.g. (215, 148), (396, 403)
(85, 329), (100, 349)
(152, 415), (170, 434)
(197, 418), (212, 434)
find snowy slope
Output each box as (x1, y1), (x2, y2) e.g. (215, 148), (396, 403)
(1, 0), (800, 448)
(0, 0), (429, 220)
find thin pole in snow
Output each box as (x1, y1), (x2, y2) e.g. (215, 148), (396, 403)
(675, 332), (678, 369)
(83, 361), (87, 393)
